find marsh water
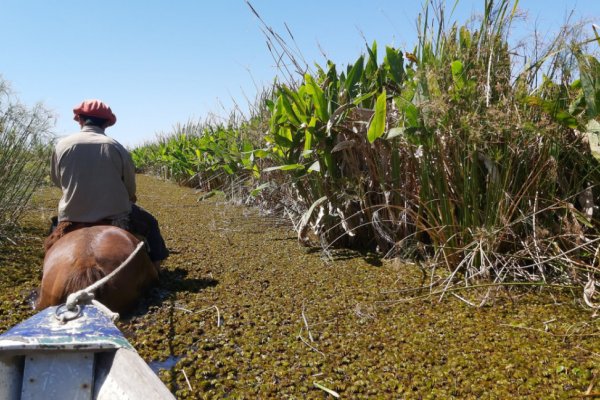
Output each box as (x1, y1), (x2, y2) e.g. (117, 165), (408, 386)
(1, 175), (598, 399)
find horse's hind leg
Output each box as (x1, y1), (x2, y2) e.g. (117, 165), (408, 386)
(35, 283), (62, 310)
(36, 256), (83, 310)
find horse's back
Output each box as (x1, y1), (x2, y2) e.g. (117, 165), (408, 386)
(38, 225), (158, 313)
(44, 225), (136, 269)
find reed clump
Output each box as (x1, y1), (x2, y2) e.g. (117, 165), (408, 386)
(0, 79), (53, 243)
(255, 0), (600, 304)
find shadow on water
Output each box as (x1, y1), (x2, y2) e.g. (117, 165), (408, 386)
(126, 267), (218, 318)
(303, 246), (384, 267)
(360, 252), (383, 267)
(333, 250), (382, 267)
(159, 267), (218, 293)
(271, 236), (297, 241)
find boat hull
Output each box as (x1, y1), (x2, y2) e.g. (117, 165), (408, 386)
(0, 305), (174, 400)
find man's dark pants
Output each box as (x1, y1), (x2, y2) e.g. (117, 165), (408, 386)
(129, 204), (169, 262)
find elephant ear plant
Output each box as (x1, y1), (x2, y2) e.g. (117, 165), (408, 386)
(265, 40), (412, 251)
(131, 121), (258, 200)
(0, 80), (53, 243)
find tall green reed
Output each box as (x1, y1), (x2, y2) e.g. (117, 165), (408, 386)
(389, 0), (600, 294)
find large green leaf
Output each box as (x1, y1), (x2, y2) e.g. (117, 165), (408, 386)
(303, 128), (313, 153)
(273, 127), (293, 148)
(365, 41), (378, 79)
(252, 149), (270, 158)
(385, 46), (405, 86)
(262, 163), (305, 172)
(250, 182), (271, 197)
(585, 119), (600, 161)
(283, 86), (308, 123)
(345, 55), (364, 97)
(367, 90), (387, 143)
(281, 94), (300, 126)
(451, 60), (465, 90)
(305, 74), (329, 122)
(575, 51), (600, 118)
(404, 103), (419, 128)
(352, 90), (377, 106)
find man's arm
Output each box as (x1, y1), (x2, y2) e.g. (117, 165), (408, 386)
(121, 148), (137, 202)
(50, 151), (61, 187)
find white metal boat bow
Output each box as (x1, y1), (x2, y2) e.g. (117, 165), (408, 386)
(0, 304), (174, 400)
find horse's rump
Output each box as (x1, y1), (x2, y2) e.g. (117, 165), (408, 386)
(38, 225), (158, 313)
(44, 219), (113, 252)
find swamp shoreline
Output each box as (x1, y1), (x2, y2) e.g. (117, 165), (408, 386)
(0, 174), (598, 399)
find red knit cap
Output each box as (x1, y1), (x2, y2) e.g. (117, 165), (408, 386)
(73, 99), (117, 127)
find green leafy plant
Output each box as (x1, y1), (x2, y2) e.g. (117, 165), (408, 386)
(131, 120), (260, 202)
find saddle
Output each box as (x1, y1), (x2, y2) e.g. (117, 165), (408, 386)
(44, 216), (151, 253)
(44, 219), (115, 252)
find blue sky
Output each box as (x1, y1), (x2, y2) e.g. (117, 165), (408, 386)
(1, 1), (599, 147)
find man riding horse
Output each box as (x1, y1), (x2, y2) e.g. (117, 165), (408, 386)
(46, 99), (169, 271)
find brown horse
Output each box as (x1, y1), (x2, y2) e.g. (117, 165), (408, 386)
(36, 225), (159, 314)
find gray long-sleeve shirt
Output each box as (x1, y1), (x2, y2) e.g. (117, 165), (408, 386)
(51, 125), (136, 222)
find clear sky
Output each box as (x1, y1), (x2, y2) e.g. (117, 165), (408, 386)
(1, 1), (599, 148)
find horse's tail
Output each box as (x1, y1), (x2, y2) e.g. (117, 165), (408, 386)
(61, 263), (108, 304)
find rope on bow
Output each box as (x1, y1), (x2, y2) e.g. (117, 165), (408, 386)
(56, 241), (146, 323)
